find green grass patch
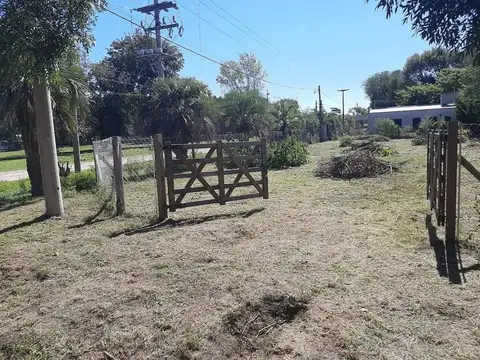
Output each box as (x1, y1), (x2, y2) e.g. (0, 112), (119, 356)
(0, 179), (32, 207)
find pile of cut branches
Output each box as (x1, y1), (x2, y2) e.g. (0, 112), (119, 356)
(316, 147), (396, 179)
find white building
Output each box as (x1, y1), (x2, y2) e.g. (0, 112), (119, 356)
(366, 92), (458, 132)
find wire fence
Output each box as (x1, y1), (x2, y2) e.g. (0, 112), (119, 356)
(92, 136), (157, 220)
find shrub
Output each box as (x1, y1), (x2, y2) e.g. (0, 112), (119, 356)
(123, 160), (154, 181)
(376, 119), (401, 139)
(411, 118), (453, 146)
(268, 137), (308, 169)
(222, 145), (261, 169)
(61, 170), (97, 193)
(356, 134), (390, 142)
(0, 179), (32, 206)
(339, 135), (355, 148)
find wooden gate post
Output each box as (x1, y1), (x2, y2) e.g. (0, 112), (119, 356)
(112, 136), (125, 215)
(216, 141), (226, 205)
(261, 137), (269, 199)
(445, 121), (461, 284)
(153, 134), (168, 221)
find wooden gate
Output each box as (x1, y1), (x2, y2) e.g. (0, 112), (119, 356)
(426, 130), (447, 226)
(162, 139), (268, 211)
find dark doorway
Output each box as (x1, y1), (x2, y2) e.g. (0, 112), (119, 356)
(393, 119), (402, 127)
(413, 118), (421, 129)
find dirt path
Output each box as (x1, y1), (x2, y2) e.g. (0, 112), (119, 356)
(1, 140), (480, 359)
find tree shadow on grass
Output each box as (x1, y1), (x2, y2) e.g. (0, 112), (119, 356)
(0, 215), (47, 235)
(109, 207), (265, 238)
(0, 197), (39, 212)
(69, 197), (115, 229)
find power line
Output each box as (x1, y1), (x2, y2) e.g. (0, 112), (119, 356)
(176, 2), (255, 52)
(200, 0), (296, 63)
(104, 8), (315, 91)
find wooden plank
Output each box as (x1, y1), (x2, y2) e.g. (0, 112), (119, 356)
(461, 155), (480, 182)
(171, 167), (263, 179)
(445, 121), (461, 284)
(172, 158), (216, 165)
(112, 136), (125, 216)
(223, 154), (261, 162)
(164, 143), (217, 149)
(175, 147), (217, 204)
(261, 137), (269, 199)
(226, 193), (262, 202)
(173, 199), (218, 209)
(173, 181), (260, 195)
(225, 173), (243, 198)
(172, 148), (220, 202)
(441, 132), (447, 225)
(217, 141), (226, 205)
(224, 141), (262, 147)
(225, 167), (262, 175)
(164, 141), (176, 212)
(223, 145), (264, 197)
(426, 131), (431, 198)
(153, 134), (168, 221)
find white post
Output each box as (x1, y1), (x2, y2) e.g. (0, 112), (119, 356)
(33, 82), (64, 217)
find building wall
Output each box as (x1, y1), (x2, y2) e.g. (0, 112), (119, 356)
(368, 107), (456, 132)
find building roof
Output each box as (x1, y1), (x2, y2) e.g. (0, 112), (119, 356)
(370, 104), (456, 114)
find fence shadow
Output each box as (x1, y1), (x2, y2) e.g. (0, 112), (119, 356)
(109, 207), (265, 238)
(0, 215), (47, 235)
(426, 214), (448, 278)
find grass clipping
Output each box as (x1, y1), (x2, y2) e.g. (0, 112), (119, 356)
(316, 143), (396, 179)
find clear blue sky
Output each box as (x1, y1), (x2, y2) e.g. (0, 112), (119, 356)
(91, 0), (430, 111)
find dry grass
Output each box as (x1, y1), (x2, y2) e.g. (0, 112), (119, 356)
(2, 140), (480, 359)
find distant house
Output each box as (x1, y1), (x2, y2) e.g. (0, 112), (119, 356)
(365, 92), (458, 132)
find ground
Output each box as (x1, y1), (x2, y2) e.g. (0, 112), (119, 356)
(1, 140), (480, 359)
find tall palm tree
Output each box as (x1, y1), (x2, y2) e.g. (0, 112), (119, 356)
(141, 77), (215, 143)
(269, 99), (300, 138)
(221, 91), (268, 136)
(0, 62), (89, 196)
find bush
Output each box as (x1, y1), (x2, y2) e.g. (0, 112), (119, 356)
(339, 135), (355, 148)
(0, 179), (31, 206)
(268, 137), (308, 169)
(222, 145), (261, 169)
(123, 160), (154, 181)
(411, 118), (451, 146)
(376, 119), (401, 139)
(61, 170), (97, 193)
(356, 134), (390, 142)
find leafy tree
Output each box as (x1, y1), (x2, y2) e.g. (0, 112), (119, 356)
(0, 0), (103, 213)
(402, 48), (463, 85)
(220, 91), (268, 135)
(367, 0), (480, 61)
(395, 84), (441, 106)
(89, 31), (184, 137)
(456, 67), (480, 124)
(437, 68), (467, 93)
(348, 106), (369, 116)
(139, 77), (215, 143)
(269, 99), (300, 137)
(0, 61), (90, 196)
(363, 70), (405, 108)
(217, 53), (267, 93)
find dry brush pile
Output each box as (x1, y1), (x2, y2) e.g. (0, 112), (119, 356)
(316, 141), (397, 179)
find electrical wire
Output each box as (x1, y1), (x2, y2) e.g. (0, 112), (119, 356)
(200, 0), (296, 63)
(176, 2), (255, 52)
(104, 8), (315, 91)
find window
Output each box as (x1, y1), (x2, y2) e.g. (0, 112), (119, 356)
(393, 119), (402, 127)
(444, 116), (452, 121)
(413, 118), (421, 129)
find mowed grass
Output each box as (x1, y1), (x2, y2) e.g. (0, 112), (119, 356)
(2, 140), (480, 359)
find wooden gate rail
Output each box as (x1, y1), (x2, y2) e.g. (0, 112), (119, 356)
(162, 139), (268, 211)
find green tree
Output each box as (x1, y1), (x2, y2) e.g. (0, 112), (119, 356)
(216, 53), (267, 93)
(221, 91), (268, 135)
(367, 0), (480, 61)
(0, 0), (104, 215)
(363, 70), (405, 108)
(269, 99), (300, 137)
(140, 77), (215, 143)
(403, 48), (463, 85)
(395, 84), (441, 106)
(348, 106), (369, 116)
(437, 68), (467, 93)
(456, 67), (480, 124)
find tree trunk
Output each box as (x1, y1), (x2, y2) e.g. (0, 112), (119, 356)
(72, 110), (81, 173)
(16, 92), (43, 197)
(34, 82), (64, 217)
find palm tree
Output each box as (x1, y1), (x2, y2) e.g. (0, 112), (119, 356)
(141, 77), (215, 143)
(0, 62), (89, 196)
(221, 91), (268, 136)
(269, 99), (300, 138)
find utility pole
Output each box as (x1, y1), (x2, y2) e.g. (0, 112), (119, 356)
(266, 90), (270, 104)
(317, 86), (327, 142)
(134, 1), (181, 78)
(338, 88), (349, 135)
